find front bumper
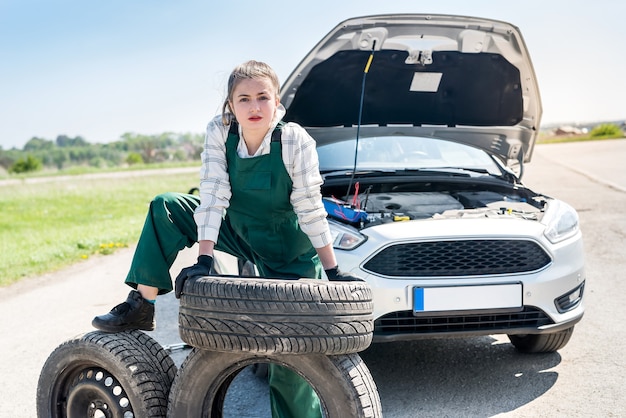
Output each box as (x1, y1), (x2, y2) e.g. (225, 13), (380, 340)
(372, 303), (584, 342)
(336, 220), (587, 342)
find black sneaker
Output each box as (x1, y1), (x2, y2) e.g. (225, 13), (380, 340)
(92, 290), (155, 332)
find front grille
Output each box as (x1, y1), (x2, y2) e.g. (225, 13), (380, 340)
(363, 239), (551, 277)
(374, 307), (553, 336)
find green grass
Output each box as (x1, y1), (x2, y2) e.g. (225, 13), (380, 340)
(0, 160), (199, 181)
(537, 134), (624, 144)
(0, 170), (197, 287)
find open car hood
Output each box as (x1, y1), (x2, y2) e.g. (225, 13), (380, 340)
(281, 14), (542, 164)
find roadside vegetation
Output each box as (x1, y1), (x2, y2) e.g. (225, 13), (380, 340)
(0, 131), (204, 177)
(538, 123), (624, 144)
(0, 170), (197, 287)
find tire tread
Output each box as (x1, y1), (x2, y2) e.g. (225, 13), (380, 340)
(179, 277), (374, 354)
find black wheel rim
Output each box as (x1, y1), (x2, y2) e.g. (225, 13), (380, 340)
(56, 366), (135, 418)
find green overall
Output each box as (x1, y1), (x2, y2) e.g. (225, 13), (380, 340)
(125, 122), (323, 418)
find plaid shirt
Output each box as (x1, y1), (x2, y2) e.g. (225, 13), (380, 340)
(194, 105), (333, 249)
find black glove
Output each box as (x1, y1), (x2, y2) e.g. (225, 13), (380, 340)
(175, 255), (213, 298)
(325, 266), (364, 282)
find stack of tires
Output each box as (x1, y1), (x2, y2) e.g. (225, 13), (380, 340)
(37, 276), (382, 417)
(170, 276), (381, 417)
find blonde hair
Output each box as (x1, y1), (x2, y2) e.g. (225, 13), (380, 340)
(221, 60), (281, 125)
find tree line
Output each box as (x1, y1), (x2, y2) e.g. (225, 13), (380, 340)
(3, 123), (622, 175)
(0, 132), (205, 174)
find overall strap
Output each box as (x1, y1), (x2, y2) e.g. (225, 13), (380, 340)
(228, 121), (238, 136)
(271, 121), (284, 143)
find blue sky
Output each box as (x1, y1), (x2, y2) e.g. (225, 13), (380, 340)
(1, 0), (624, 149)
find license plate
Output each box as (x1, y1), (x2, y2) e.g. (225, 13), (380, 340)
(413, 283), (522, 314)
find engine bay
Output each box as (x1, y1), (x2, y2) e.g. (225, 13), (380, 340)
(322, 181), (547, 229)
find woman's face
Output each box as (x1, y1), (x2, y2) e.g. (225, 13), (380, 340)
(229, 77), (279, 135)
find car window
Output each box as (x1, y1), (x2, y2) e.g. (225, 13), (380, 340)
(316, 136), (501, 174)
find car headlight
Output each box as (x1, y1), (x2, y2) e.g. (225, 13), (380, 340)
(328, 220), (367, 250)
(541, 199), (580, 243)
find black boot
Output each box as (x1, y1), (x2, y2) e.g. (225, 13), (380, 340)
(92, 290), (155, 332)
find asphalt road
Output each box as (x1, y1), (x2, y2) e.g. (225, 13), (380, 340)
(0, 139), (625, 417)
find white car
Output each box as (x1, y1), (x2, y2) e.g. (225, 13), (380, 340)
(222, 14), (585, 353)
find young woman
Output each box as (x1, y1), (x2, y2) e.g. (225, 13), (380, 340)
(92, 60), (361, 417)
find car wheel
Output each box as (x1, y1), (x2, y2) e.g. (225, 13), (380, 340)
(167, 348), (382, 418)
(508, 326), (574, 353)
(37, 330), (176, 418)
(178, 276), (374, 355)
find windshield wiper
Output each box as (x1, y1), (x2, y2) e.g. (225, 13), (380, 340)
(414, 167), (499, 176)
(395, 168), (470, 177)
(322, 169), (393, 178)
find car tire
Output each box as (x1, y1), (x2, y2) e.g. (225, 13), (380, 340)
(178, 276), (374, 355)
(37, 330), (176, 418)
(167, 348), (382, 418)
(508, 326), (574, 353)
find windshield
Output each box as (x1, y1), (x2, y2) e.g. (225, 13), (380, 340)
(316, 135), (502, 175)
